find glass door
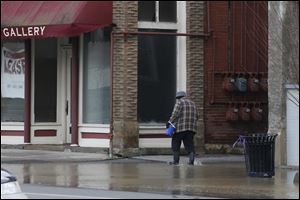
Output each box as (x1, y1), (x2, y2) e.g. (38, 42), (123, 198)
(32, 38), (72, 144)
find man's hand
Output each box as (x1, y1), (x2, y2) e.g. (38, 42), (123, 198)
(166, 122), (170, 128)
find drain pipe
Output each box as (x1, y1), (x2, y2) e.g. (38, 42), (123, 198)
(109, 30), (114, 159)
(115, 31), (210, 38)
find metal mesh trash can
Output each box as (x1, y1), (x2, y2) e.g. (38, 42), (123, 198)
(241, 133), (278, 177)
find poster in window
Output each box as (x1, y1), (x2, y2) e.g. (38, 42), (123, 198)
(1, 47), (25, 98)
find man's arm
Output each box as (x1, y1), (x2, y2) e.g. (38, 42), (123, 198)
(169, 100), (182, 124)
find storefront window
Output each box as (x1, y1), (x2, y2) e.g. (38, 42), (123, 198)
(138, 29), (176, 123)
(138, 1), (177, 23)
(83, 28), (111, 124)
(34, 39), (57, 122)
(1, 41), (25, 122)
(159, 1), (177, 22)
(138, 1), (156, 22)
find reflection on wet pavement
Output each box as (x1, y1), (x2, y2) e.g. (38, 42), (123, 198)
(1, 161), (298, 199)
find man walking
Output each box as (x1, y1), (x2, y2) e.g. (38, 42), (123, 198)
(167, 91), (198, 165)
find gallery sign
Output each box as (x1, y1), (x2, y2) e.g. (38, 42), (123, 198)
(1, 26), (46, 39)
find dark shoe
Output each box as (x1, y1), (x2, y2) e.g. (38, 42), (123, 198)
(188, 152), (195, 165)
(174, 151), (180, 163)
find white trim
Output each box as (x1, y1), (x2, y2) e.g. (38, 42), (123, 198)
(30, 38), (70, 144)
(30, 39), (35, 124)
(138, 1), (186, 93)
(1, 124), (24, 131)
(285, 84), (299, 89)
(30, 126), (63, 144)
(78, 124), (110, 128)
(139, 124), (166, 135)
(138, 22), (178, 30)
(78, 32), (111, 128)
(79, 127), (110, 134)
(31, 123), (62, 127)
(139, 124), (165, 129)
(1, 136), (25, 144)
(59, 38), (73, 143)
(1, 122), (24, 126)
(57, 39), (63, 125)
(138, 1), (179, 30)
(177, 1), (187, 92)
(79, 34), (84, 125)
(286, 89), (299, 166)
(78, 34), (111, 135)
(155, 1), (159, 22)
(139, 138), (171, 148)
(79, 138), (110, 148)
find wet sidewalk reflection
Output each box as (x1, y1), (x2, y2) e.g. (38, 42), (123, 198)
(1, 161), (298, 199)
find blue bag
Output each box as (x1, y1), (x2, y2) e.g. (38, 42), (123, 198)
(166, 121), (176, 137)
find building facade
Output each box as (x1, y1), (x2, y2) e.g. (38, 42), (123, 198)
(268, 1), (299, 167)
(1, 1), (269, 157)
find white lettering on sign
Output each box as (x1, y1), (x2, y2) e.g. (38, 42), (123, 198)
(2, 26), (46, 38)
(1, 47), (25, 98)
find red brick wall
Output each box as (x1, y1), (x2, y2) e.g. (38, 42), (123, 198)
(204, 1), (268, 144)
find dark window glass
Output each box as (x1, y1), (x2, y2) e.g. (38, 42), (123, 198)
(1, 41), (25, 122)
(34, 39), (57, 122)
(138, 1), (156, 21)
(159, 1), (177, 22)
(138, 29), (176, 123)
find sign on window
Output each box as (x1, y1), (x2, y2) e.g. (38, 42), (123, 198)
(1, 47), (25, 98)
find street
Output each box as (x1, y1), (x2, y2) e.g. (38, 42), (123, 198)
(21, 184), (210, 199)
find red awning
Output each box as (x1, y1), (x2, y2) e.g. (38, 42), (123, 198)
(1, 1), (112, 40)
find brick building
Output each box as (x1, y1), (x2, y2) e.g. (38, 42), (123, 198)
(1, 1), (268, 157)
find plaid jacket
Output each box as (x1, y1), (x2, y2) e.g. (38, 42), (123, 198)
(169, 97), (198, 133)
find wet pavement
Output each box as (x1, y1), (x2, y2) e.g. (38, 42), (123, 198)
(1, 149), (299, 199)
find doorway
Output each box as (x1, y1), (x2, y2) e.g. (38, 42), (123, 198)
(32, 39), (72, 144)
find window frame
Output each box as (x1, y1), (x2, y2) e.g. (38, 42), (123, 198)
(79, 28), (111, 127)
(1, 40), (26, 124)
(138, 1), (187, 126)
(139, 1), (178, 25)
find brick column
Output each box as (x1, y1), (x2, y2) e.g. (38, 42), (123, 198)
(186, 1), (206, 154)
(112, 1), (139, 157)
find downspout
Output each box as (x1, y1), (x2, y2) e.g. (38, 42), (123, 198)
(207, 1), (216, 104)
(109, 31), (114, 158)
(71, 37), (79, 146)
(114, 31), (210, 37)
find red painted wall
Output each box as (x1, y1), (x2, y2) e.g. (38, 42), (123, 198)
(204, 1), (268, 144)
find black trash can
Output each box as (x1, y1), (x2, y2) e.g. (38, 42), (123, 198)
(237, 133), (278, 178)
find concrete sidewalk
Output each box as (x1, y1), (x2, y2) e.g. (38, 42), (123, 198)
(1, 148), (244, 164)
(1, 148), (299, 199)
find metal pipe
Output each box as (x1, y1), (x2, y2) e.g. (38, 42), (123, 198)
(113, 31), (210, 38)
(71, 37), (79, 146)
(24, 39), (31, 143)
(207, 1), (211, 33)
(211, 33), (216, 104)
(109, 31), (114, 158)
(207, 1), (215, 104)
